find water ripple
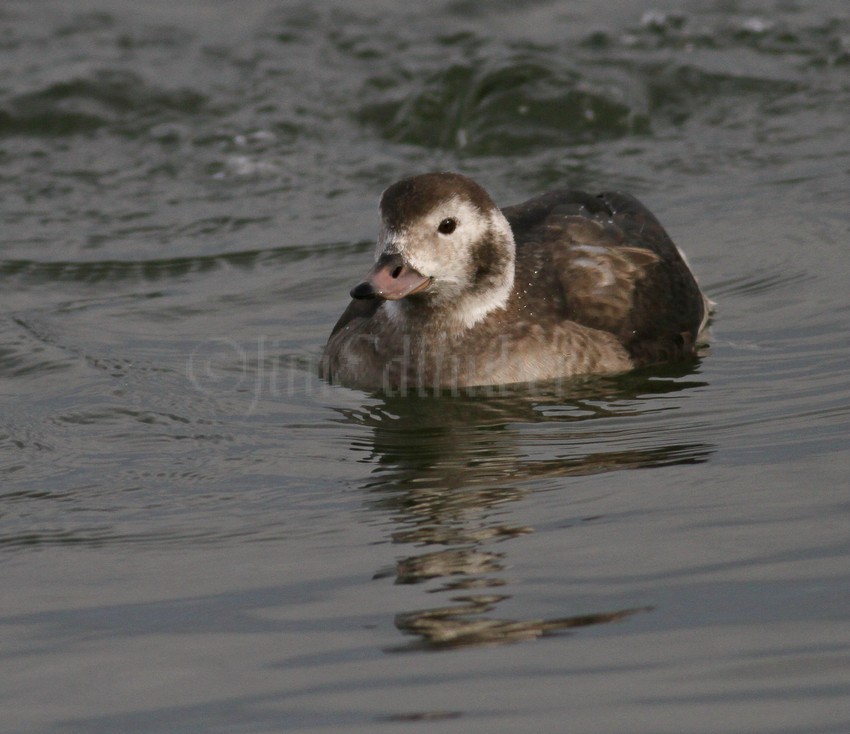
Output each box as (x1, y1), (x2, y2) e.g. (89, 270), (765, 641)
(0, 70), (206, 137)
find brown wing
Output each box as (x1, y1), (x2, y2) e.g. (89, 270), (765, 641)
(504, 190), (706, 365)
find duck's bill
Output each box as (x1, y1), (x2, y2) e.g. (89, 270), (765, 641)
(350, 253), (431, 300)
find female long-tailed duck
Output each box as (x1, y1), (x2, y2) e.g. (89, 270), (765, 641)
(322, 172), (710, 391)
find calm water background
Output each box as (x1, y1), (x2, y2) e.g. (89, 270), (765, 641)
(2, 0), (849, 732)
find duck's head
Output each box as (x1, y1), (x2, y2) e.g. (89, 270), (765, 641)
(350, 172), (516, 329)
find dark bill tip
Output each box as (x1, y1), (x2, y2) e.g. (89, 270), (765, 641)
(350, 281), (377, 300)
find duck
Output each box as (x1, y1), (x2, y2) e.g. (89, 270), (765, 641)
(321, 172), (710, 392)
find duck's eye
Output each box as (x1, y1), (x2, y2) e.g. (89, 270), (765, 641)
(437, 218), (457, 235)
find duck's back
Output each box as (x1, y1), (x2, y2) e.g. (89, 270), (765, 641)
(504, 189), (708, 367)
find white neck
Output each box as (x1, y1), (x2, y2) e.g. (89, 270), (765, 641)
(383, 262), (514, 334)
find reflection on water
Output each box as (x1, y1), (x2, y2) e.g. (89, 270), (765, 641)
(340, 368), (714, 651)
(393, 598), (647, 653)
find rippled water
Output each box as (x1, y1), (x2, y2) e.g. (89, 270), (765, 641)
(2, 1), (850, 732)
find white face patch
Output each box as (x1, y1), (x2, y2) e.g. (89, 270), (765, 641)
(377, 196), (516, 330)
(383, 198), (494, 284)
(404, 197), (488, 283)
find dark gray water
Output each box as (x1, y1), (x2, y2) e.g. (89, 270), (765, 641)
(2, 1), (849, 732)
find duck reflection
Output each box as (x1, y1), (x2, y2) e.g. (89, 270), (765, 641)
(338, 367), (713, 651)
(394, 598), (647, 652)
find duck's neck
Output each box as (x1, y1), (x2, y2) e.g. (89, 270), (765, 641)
(384, 265), (515, 336)
(452, 268), (515, 330)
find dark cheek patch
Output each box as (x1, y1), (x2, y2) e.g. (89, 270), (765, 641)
(471, 237), (506, 289)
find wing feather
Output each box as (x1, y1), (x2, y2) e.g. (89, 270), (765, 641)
(505, 189), (706, 364)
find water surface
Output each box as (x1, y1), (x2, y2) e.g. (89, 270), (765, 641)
(2, 1), (850, 732)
